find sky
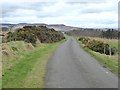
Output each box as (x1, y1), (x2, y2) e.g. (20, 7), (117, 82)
(1, 0), (119, 28)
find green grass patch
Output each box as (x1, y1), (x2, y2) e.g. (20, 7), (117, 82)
(107, 41), (120, 54)
(2, 40), (65, 88)
(2, 41), (34, 73)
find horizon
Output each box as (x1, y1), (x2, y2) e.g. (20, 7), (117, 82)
(1, 22), (118, 29)
(1, 0), (118, 28)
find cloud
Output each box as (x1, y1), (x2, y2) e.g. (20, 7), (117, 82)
(1, 0), (119, 28)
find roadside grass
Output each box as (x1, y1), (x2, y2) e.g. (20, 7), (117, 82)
(2, 41), (34, 74)
(77, 38), (118, 75)
(2, 40), (65, 88)
(0, 41), (2, 89)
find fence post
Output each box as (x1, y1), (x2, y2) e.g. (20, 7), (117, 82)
(104, 44), (106, 54)
(109, 46), (112, 56)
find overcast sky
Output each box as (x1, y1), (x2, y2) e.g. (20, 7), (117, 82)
(1, 0), (119, 28)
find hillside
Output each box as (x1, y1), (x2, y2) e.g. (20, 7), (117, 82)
(47, 24), (80, 31)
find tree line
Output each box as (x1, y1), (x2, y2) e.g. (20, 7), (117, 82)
(65, 29), (119, 39)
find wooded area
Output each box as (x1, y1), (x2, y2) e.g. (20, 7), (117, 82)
(66, 29), (119, 39)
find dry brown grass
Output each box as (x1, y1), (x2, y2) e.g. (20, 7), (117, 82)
(111, 54), (118, 61)
(88, 37), (118, 45)
(2, 44), (14, 60)
(26, 43), (34, 50)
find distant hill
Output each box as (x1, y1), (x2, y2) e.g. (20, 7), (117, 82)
(1, 23), (117, 32)
(1, 23), (47, 27)
(1, 23), (16, 27)
(47, 24), (81, 31)
(1, 23), (81, 32)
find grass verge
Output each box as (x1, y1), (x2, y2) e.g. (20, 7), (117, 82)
(77, 39), (118, 75)
(2, 40), (65, 88)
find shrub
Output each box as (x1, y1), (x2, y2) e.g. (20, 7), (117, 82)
(6, 26), (65, 45)
(11, 47), (18, 51)
(78, 37), (116, 55)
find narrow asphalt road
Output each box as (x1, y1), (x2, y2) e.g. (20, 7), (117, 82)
(45, 36), (118, 88)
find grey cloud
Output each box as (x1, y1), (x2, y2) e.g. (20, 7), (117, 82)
(80, 9), (109, 14)
(2, 2), (55, 18)
(2, 1), (118, 28)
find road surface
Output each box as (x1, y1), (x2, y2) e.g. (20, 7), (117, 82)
(45, 36), (118, 88)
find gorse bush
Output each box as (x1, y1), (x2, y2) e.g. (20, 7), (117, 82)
(78, 37), (116, 55)
(6, 26), (65, 46)
(78, 37), (90, 44)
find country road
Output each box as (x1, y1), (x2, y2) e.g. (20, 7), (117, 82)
(45, 36), (118, 88)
